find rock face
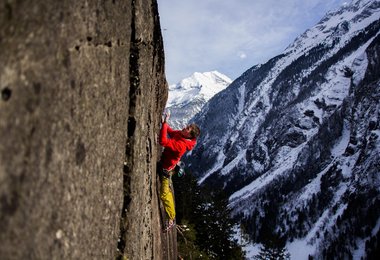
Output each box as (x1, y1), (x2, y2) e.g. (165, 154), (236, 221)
(0, 0), (174, 259)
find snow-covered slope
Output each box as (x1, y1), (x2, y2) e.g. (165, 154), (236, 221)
(166, 71), (231, 129)
(185, 0), (380, 258)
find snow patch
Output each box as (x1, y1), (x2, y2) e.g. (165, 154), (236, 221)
(287, 239), (315, 260)
(331, 119), (351, 157)
(229, 145), (305, 203)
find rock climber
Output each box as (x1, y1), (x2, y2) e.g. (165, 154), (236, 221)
(158, 110), (200, 232)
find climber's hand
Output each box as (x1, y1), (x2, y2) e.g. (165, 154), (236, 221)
(162, 110), (170, 123)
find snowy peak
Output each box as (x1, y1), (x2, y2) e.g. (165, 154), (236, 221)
(166, 71), (231, 129)
(167, 71), (232, 107)
(172, 70), (232, 90)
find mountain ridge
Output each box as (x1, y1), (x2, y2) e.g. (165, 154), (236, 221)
(185, 0), (380, 257)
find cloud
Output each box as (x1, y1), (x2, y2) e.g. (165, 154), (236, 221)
(158, 0), (348, 84)
(238, 52), (247, 59)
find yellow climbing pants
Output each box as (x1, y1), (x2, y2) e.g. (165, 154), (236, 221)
(160, 176), (175, 220)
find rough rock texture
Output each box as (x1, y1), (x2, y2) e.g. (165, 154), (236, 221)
(0, 0), (175, 259)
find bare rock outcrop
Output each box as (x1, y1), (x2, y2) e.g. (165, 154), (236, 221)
(0, 0), (174, 259)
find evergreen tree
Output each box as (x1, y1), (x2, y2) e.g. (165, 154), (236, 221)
(173, 171), (207, 258)
(172, 170), (201, 223)
(255, 240), (290, 260)
(176, 221), (210, 259)
(193, 189), (244, 259)
(173, 171), (245, 259)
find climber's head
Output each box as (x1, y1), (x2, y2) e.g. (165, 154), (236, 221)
(181, 124), (200, 139)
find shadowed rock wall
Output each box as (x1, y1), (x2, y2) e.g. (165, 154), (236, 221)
(0, 0), (174, 259)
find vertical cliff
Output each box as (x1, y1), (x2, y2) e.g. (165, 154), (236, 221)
(0, 0), (174, 259)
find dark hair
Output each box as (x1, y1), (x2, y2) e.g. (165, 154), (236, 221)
(189, 124), (200, 138)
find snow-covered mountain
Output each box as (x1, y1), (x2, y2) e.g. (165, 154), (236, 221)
(185, 0), (380, 258)
(166, 71), (232, 129)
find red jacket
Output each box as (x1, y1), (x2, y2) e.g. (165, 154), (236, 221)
(159, 122), (197, 170)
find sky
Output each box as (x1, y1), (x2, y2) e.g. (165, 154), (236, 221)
(157, 0), (349, 84)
